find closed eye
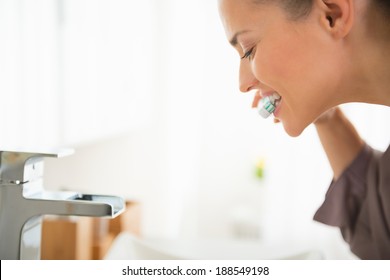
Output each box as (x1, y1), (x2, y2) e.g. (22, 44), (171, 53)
(241, 48), (254, 60)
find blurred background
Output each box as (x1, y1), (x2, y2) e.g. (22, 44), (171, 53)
(0, 0), (389, 259)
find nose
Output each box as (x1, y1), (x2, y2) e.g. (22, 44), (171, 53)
(239, 60), (259, 93)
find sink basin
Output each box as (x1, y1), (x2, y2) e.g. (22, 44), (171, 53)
(104, 232), (323, 260)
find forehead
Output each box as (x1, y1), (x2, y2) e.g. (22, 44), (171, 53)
(218, 0), (276, 16)
(218, 0), (282, 38)
(218, 0), (258, 24)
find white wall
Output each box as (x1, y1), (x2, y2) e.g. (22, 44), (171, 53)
(0, 0), (154, 149)
(2, 0), (389, 259)
(0, 0), (61, 148)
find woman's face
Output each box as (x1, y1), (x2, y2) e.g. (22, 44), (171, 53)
(219, 0), (346, 136)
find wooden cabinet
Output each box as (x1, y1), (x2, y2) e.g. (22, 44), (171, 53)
(41, 200), (141, 260)
(41, 217), (93, 260)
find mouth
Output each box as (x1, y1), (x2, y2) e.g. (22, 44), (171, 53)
(253, 92), (282, 119)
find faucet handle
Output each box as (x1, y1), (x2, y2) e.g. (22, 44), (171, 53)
(0, 149), (74, 184)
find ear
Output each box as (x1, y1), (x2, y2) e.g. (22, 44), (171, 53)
(319, 0), (354, 38)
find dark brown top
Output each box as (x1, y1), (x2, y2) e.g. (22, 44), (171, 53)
(314, 144), (390, 259)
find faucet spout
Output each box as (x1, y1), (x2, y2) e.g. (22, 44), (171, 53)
(30, 192), (125, 218)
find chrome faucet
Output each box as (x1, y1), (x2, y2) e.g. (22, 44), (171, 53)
(0, 149), (125, 260)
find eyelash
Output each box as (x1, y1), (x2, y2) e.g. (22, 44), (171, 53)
(241, 47), (255, 60)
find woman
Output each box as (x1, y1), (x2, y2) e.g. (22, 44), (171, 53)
(218, 0), (390, 259)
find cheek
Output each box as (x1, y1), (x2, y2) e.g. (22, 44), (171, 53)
(253, 36), (309, 89)
(254, 35), (332, 111)
(252, 36), (334, 135)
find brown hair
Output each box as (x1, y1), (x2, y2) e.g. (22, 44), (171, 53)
(252, 0), (313, 20)
(373, 0), (390, 17)
(253, 0), (390, 20)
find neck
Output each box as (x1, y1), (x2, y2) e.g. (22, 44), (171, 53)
(342, 6), (390, 106)
(349, 44), (390, 106)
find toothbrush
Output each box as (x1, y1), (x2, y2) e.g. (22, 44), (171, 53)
(257, 93), (281, 118)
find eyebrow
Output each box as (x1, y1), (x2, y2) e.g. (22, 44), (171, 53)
(229, 30), (250, 46)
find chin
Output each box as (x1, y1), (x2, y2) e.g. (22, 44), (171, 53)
(282, 121), (307, 137)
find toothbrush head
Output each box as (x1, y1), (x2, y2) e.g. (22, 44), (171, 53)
(258, 96), (276, 118)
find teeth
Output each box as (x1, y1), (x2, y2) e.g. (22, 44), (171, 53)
(272, 92), (281, 101)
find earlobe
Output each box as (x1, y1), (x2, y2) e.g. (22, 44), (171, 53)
(320, 0), (354, 38)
